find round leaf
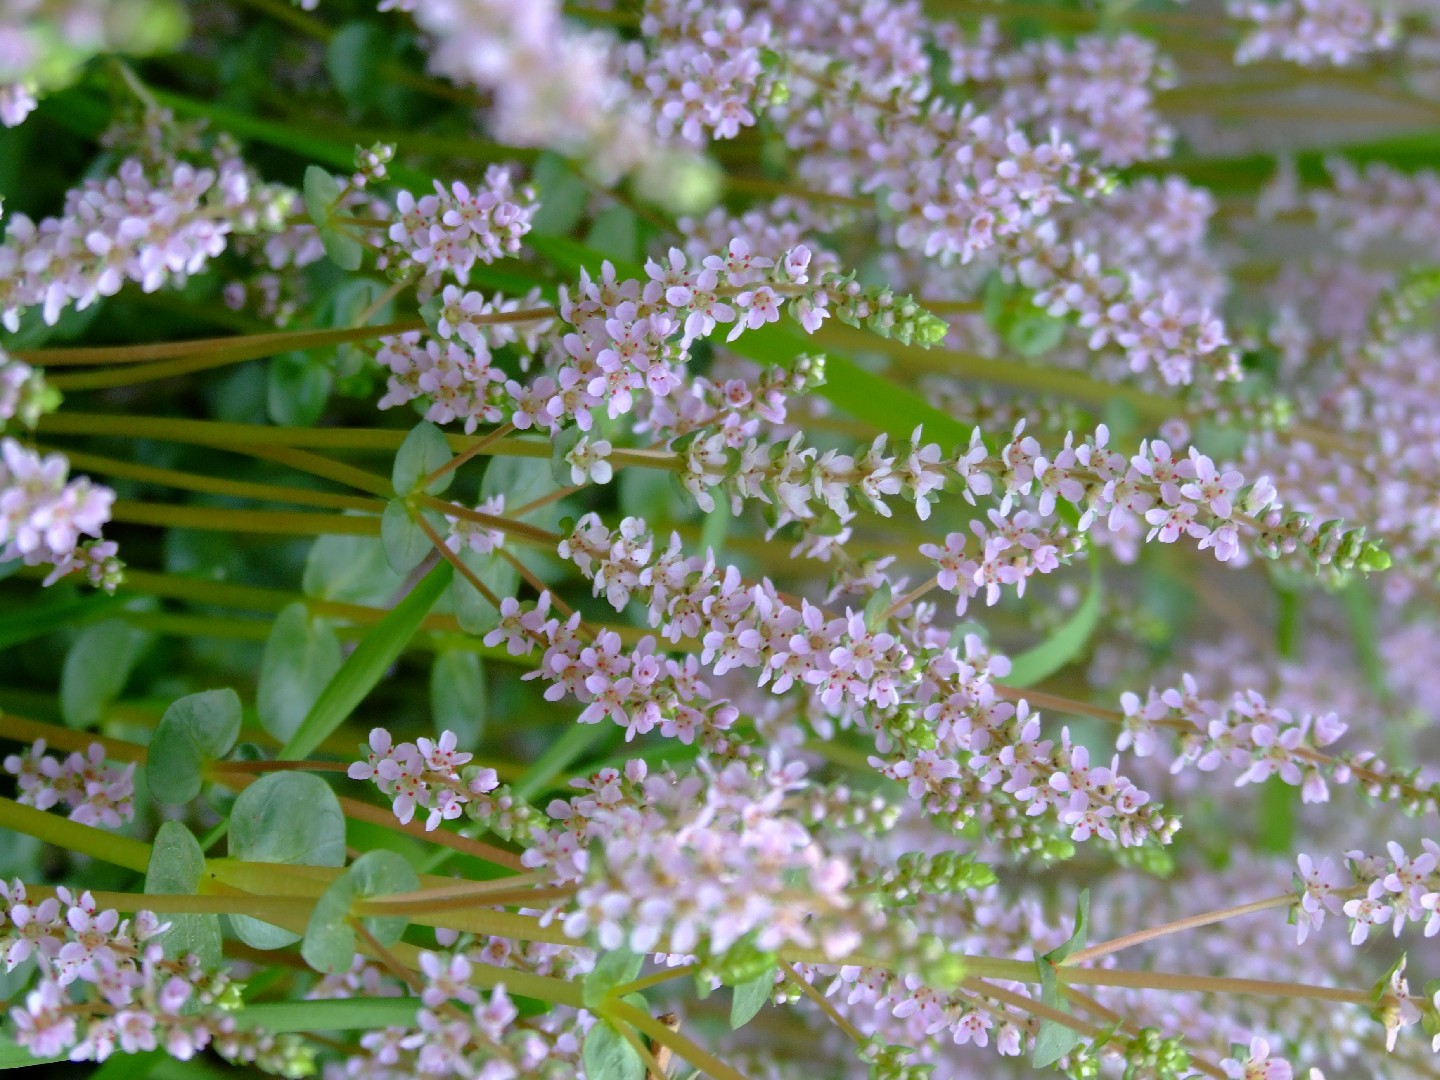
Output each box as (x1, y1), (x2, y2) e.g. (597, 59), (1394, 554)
(145, 821), (222, 970)
(147, 688), (243, 806)
(303, 534), (404, 606)
(229, 772), (345, 949)
(301, 850), (420, 974)
(381, 499), (433, 576)
(392, 422), (454, 496)
(60, 620), (150, 729)
(267, 351), (333, 427)
(430, 650), (486, 745)
(582, 1018), (644, 1080)
(257, 604), (343, 742)
(451, 546), (519, 635)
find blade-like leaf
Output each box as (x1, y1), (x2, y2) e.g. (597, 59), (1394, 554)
(280, 561), (454, 761)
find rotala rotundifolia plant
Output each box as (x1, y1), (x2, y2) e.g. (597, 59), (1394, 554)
(1, 1), (1439, 1079)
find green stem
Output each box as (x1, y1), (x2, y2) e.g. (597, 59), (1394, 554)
(0, 797), (151, 872)
(781, 947), (1374, 1005)
(607, 998), (755, 1080)
(109, 500), (380, 537)
(818, 323), (1177, 423)
(22, 320), (421, 369)
(53, 447), (383, 513)
(611, 964), (700, 998)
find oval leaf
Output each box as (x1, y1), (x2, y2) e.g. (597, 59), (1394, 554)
(228, 772), (346, 948)
(302, 850), (419, 974)
(381, 499), (433, 576)
(60, 619), (150, 729)
(147, 688), (243, 806)
(257, 604), (343, 742)
(145, 821), (222, 970)
(303, 533), (404, 606)
(451, 547), (519, 635)
(392, 421), (454, 497)
(430, 650), (486, 745)
(1002, 560), (1102, 688)
(581, 1018), (644, 1080)
(730, 969), (775, 1030)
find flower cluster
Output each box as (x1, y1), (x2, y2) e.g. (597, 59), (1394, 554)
(388, 168), (537, 288)
(1120, 677), (1353, 798)
(322, 956), (589, 1080)
(348, 728), (501, 832)
(1294, 844), (1440, 948)
(1230, 0), (1399, 67)
(938, 24), (1175, 167)
(395, 0), (660, 177)
(376, 292), (549, 432)
(1, 882), (305, 1070)
(628, 0), (775, 145)
(2, 741), (135, 829)
(0, 0), (186, 127)
(378, 241), (945, 436)
(0, 348), (56, 429)
(0, 140), (292, 330)
(537, 513), (1175, 849)
(527, 756), (859, 962)
(0, 439), (118, 587)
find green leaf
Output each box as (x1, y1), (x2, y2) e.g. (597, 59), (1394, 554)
(1256, 778), (1299, 854)
(381, 499), (434, 576)
(529, 152), (590, 237)
(1031, 890), (1091, 1069)
(1339, 580), (1385, 698)
(280, 562), (454, 760)
(1004, 312), (1066, 358)
(325, 22), (387, 106)
(480, 454), (557, 511)
(228, 772), (346, 948)
(393, 422), (454, 496)
(0, 1029), (62, 1068)
(0, 591), (124, 650)
(582, 1018), (644, 1080)
(60, 619), (150, 728)
(430, 650), (486, 744)
(699, 500), (728, 562)
(257, 604), (343, 742)
(317, 222), (365, 272)
(145, 821), (222, 970)
(303, 164), (342, 226)
(229, 996), (419, 1033)
(267, 351), (333, 427)
(585, 206), (640, 264)
(91, 1048), (168, 1080)
(583, 947), (645, 1009)
(452, 547), (519, 635)
(302, 850), (420, 974)
(814, 353), (972, 446)
(729, 969), (775, 1029)
(1030, 961), (1081, 1069)
(303, 533), (403, 605)
(1003, 558), (1102, 687)
(863, 580), (893, 633)
(527, 233), (643, 282)
(1043, 890), (1091, 965)
(147, 688), (243, 805)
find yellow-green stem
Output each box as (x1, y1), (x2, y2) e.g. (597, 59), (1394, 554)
(53, 447), (383, 513)
(0, 796), (151, 872)
(110, 500), (380, 537)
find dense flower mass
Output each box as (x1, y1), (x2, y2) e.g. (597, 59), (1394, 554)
(7, 1), (1440, 1080)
